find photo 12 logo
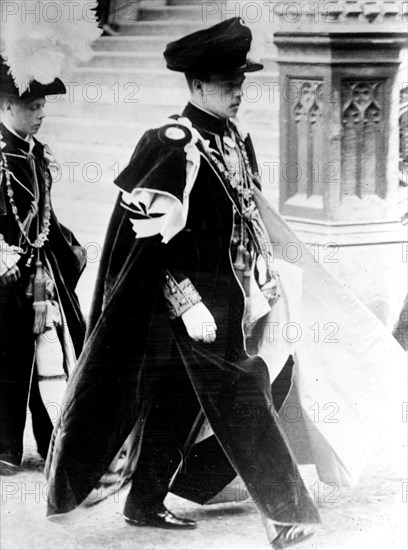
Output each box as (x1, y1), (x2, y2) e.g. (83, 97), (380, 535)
(201, 1), (345, 24)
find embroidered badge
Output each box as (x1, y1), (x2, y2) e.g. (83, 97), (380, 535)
(158, 123), (192, 147)
(165, 127), (187, 141)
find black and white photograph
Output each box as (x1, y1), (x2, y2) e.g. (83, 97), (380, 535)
(0, 0), (407, 548)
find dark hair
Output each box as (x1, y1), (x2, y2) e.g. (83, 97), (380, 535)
(0, 95), (14, 109)
(185, 72), (212, 91)
(0, 95), (45, 108)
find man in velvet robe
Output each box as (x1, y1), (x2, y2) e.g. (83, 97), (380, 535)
(45, 18), (320, 549)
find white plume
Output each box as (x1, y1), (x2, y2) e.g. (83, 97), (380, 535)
(1, 0), (102, 93)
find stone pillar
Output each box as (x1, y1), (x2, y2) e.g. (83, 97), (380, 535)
(273, 0), (407, 325)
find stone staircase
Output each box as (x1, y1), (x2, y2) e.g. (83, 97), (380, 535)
(40, 3), (280, 313)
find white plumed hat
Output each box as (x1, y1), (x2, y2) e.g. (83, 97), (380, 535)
(0, 0), (102, 95)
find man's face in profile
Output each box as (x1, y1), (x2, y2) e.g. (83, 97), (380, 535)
(200, 73), (246, 119)
(3, 96), (46, 137)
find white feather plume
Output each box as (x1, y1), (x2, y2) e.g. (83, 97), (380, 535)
(1, 0), (102, 93)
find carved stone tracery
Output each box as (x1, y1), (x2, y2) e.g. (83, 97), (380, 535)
(289, 79), (324, 199)
(341, 80), (384, 198)
(274, 0), (407, 26)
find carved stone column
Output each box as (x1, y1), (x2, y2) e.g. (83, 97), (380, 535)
(273, 0), (407, 243)
(273, 0), (407, 325)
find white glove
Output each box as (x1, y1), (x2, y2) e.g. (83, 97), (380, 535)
(0, 263), (20, 284)
(181, 302), (217, 343)
(0, 238), (21, 279)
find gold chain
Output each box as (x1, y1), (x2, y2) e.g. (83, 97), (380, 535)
(1, 150), (52, 250)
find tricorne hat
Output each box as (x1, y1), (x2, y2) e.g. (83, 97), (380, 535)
(163, 17), (263, 75)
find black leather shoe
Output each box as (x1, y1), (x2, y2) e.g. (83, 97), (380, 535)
(124, 506), (197, 530)
(271, 525), (314, 549)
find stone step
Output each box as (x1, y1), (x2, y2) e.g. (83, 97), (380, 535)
(72, 66), (279, 91)
(83, 51), (169, 70)
(82, 50), (278, 72)
(45, 84), (191, 111)
(137, 4), (207, 21)
(93, 34), (278, 58)
(136, 4), (241, 26)
(72, 66), (187, 89)
(93, 35), (174, 53)
(45, 93), (190, 122)
(118, 20), (215, 36)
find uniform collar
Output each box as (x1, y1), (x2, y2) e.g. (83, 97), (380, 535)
(0, 123), (37, 155)
(182, 102), (229, 137)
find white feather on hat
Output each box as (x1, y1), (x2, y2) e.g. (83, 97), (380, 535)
(0, 0), (102, 93)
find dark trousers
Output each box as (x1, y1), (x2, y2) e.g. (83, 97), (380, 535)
(0, 282), (53, 465)
(124, 358), (200, 515)
(29, 376), (54, 460)
(0, 372), (53, 466)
